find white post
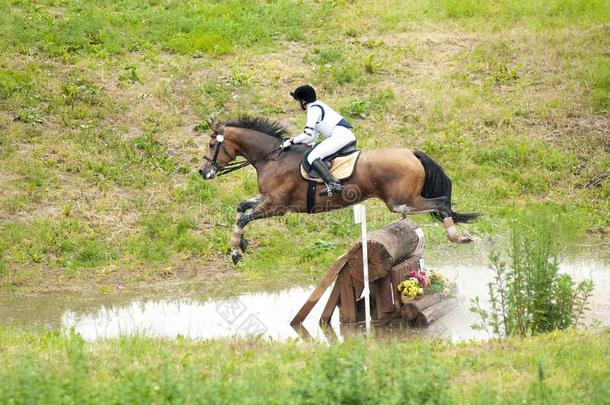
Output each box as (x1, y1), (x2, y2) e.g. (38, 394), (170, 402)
(353, 204), (371, 332)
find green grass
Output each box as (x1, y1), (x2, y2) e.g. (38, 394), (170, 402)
(0, 0), (608, 290)
(0, 327), (608, 404)
(0, 0), (320, 57)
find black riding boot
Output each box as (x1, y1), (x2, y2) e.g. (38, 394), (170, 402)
(311, 158), (343, 196)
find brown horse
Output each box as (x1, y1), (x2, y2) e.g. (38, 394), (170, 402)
(199, 117), (477, 264)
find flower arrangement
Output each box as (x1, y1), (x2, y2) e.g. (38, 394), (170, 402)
(397, 278), (423, 302)
(407, 270), (428, 288)
(397, 269), (453, 303)
(428, 271), (451, 296)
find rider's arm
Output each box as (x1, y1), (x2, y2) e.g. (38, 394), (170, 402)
(292, 106), (322, 144)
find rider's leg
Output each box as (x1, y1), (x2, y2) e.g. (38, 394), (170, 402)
(310, 159), (342, 196)
(307, 126), (356, 195)
(306, 126), (356, 164)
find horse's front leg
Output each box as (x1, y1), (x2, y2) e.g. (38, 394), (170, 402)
(237, 196), (262, 213)
(230, 198), (280, 265)
(234, 196), (262, 253)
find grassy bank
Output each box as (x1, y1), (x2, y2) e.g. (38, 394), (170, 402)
(0, 327), (608, 404)
(0, 0), (608, 290)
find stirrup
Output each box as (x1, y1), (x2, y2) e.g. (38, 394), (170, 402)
(319, 182), (343, 197)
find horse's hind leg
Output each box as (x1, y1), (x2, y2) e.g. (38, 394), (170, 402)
(387, 196), (472, 244)
(387, 196), (450, 217)
(442, 216), (473, 244)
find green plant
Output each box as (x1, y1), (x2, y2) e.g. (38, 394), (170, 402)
(61, 78), (100, 105)
(363, 54), (380, 74)
(470, 217), (594, 338)
(118, 65), (142, 85)
(0, 246), (6, 278)
(14, 109), (43, 124)
(0, 130), (14, 158)
(0, 69), (34, 100)
(341, 99), (370, 119)
(331, 63), (361, 84)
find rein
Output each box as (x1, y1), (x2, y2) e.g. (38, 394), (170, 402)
(204, 134), (283, 177)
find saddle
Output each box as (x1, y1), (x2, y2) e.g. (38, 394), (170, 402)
(300, 142), (361, 182)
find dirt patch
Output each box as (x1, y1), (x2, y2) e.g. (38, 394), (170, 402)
(0, 256), (240, 295)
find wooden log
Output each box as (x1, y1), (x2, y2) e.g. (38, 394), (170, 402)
(400, 292), (443, 321)
(291, 254), (348, 325)
(319, 281), (340, 324)
(348, 219), (421, 284)
(347, 240), (392, 283)
(338, 267), (357, 323)
(319, 322), (339, 342)
(355, 297), (365, 322)
(374, 275), (395, 319)
(412, 298), (457, 327)
(290, 323), (314, 340)
(353, 278), (366, 322)
(392, 257), (421, 279)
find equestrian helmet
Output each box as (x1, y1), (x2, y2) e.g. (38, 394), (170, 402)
(290, 85), (317, 103)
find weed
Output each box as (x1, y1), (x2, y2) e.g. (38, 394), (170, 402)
(470, 212), (594, 338)
(363, 54), (380, 74)
(61, 78), (100, 106)
(298, 239), (337, 263)
(118, 66), (142, 85)
(0, 69), (34, 100)
(0, 130), (15, 157)
(331, 63), (361, 84)
(230, 69), (253, 86)
(13, 109), (43, 124)
(128, 133), (175, 172)
(341, 99), (371, 119)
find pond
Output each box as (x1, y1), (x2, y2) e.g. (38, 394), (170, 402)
(2, 246), (608, 342)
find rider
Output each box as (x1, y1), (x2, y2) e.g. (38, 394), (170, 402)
(282, 85), (356, 195)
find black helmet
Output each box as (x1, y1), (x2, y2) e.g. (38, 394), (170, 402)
(290, 85), (316, 103)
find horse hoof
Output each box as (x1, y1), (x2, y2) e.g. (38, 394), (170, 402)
(231, 251), (242, 265)
(239, 237), (249, 253)
(457, 234), (473, 244)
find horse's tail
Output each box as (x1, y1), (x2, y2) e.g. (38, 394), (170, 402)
(413, 151), (479, 223)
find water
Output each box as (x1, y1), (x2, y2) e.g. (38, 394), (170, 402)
(2, 255), (608, 342)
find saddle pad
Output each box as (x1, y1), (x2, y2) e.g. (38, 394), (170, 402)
(300, 151), (361, 182)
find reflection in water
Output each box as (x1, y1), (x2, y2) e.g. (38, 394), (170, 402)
(2, 259), (609, 342)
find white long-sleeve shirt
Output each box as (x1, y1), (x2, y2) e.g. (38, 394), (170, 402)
(293, 100), (350, 145)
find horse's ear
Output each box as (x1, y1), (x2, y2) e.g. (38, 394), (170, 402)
(208, 120), (225, 135)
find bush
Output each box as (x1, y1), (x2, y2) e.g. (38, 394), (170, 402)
(471, 216), (594, 338)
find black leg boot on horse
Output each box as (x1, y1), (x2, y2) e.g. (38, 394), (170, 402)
(311, 158), (343, 197)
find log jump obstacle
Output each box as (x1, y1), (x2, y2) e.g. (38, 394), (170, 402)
(291, 219), (455, 326)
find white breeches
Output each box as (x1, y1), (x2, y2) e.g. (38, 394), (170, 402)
(306, 126), (356, 164)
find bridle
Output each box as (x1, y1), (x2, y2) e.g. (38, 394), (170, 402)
(203, 133), (283, 177)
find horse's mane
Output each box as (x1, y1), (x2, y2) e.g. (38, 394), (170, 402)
(224, 116), (287, 139)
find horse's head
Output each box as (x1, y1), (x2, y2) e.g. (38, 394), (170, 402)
(199, 121), (238, 180)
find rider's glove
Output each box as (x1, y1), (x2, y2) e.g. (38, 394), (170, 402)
(281, 139), (293, 150)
